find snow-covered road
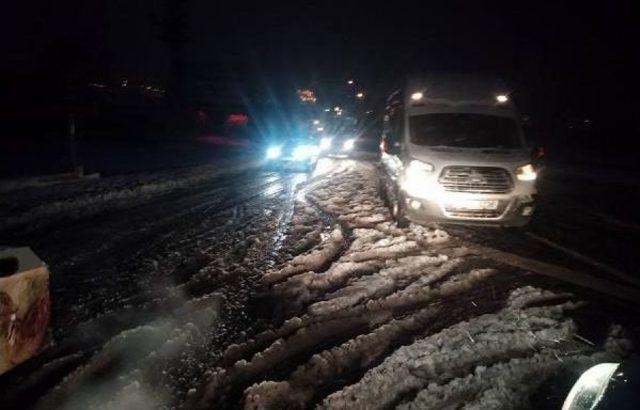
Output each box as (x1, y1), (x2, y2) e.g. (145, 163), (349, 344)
(1, 158), (638, 409)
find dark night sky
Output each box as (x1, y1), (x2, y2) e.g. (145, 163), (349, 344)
(2, 1), (638, 140)
(3, 1), (635, 81)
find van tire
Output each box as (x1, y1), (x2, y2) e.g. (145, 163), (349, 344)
(378, 175), (390, 206)
(391, 190), (410, 228)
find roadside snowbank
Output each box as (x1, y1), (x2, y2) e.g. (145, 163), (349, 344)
(0, 160), (258, 232)
(187, 159), (636, 409)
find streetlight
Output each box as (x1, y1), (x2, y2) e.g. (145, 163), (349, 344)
(347, 79), (354, 85)
(313, 119), (320, 125)
(356, 92), (365, 99)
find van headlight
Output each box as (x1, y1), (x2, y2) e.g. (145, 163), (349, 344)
(402, 160), (435, 198)
(515, 163), (537, 181)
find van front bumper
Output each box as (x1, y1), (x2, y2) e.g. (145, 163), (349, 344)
(403, 192), (536, 227)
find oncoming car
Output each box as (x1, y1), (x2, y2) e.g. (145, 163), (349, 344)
(264, 136), (320, 171)
(380, 75), (539, 227)
(318, 135), (357, 158)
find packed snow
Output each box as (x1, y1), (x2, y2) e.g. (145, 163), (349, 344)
(2, 158), (636, 410)
(0, 160), (258, 233)
(190, 159), (636, 409)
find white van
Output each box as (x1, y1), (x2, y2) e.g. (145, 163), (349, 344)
(379, 75), (538, 227)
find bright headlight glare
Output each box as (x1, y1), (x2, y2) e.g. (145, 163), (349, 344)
(320, 137), (332, 150)
(407, 160), (434, 175)
(516, 163), (537, 181)
(342, 139), (355, 151)
(402, 160), (435, 198)
(292, 144), (319, 161)
(266, 146), (281, 160)
(411, 92), (424, 101)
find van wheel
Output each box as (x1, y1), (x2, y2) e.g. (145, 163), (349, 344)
(378, 175), (390, 206)
(391, 191), (410, 228)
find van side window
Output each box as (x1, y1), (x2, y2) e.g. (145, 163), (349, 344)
(392, 106), (403, 144)
(385, 105), (403, 145)
(382, 90), (403, 154)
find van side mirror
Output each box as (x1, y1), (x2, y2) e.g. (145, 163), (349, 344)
(531, 146), (545, 161)
(381, 138), (401, 155)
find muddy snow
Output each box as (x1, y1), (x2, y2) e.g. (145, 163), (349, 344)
(190, 159), (636, 409)
(1, 158), (637, 409)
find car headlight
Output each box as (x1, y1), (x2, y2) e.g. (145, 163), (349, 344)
(292, 144), (319, 161)
(319, 137), (332, 151)
(342, 139), (355, 151)
(402, 160), (435, 198)
(266, 146), (281, 160)
(515, 163), (537, 181)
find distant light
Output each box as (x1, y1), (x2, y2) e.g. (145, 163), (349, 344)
(266, 146), (282, 160)
(496, 94), (509, 103)
(343, 139), (355, 151)
(347, 79), (354, 85)
(336, 111), (342, 116)
(316, 127), (324, 132)
(297, 89), (317, 103)
(410, 92), (424, 101)
(121, 79), (128, 88)
(333, 106), (341, 112)
(356, 92), (365, 99)
(324, 108), (331, 112)
(313, 119), (320, 125)
(292, 145), (319, 161)
(227, 114), (249, 126)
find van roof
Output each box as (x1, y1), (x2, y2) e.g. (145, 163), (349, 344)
(404, 73), (512, 105)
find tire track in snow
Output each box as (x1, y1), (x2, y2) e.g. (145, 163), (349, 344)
(189, 159), (635, 410)
(1, 171), (306, 409)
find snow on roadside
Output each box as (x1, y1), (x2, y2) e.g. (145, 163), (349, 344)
(0, 160), (258, 233)
(244, 307), (440, 408)
(320, 293), (631, 409)
(398, 325), (633, 410)
(185, 159), (636, 410)
(36, 293), (223, 410)
(262, 225), (344, 285)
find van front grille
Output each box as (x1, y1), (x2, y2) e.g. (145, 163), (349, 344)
(439, 166), (513, 194)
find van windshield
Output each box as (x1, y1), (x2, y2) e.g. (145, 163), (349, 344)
(409, 113), (523, 149)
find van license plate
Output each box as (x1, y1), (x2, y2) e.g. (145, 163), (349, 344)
(450, 200), (499, 210)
